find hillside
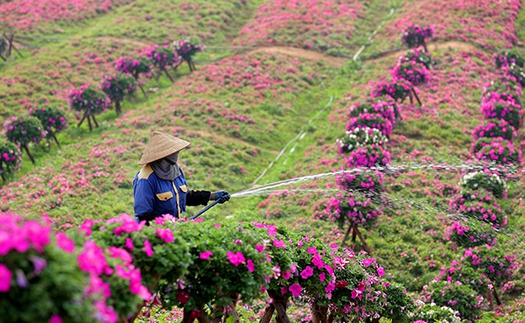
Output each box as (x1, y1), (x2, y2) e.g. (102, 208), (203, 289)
(1, 0), (525, 322)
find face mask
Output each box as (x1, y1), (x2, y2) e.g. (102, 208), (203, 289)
(163, 152), (179, 165)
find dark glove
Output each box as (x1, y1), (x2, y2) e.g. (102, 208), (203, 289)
(211, 190), (230, 204)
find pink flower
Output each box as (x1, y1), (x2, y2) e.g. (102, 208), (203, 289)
(247, 259), (255, 272)
(289, 283), (302, 297)
(362, 258), (376, 266)
(377, 266), (385, 277)
(312, 253), (324, 269)
(273, 239), (286, 248)
(155, 228), (174, 243)
(108, 247), (133, 263)
(326, 281), (335, 293)
(79, 220), (94, 236)
(78, 241), (107, 275)
(300, 266), (314, 279)
(255, 244), (265, 252)
(56, 232), (75, 253)
(227, 251), (245, 267)
(49, 314), (63, 323)
(319, 272), (326, 282)
(281, 287), (288, 295)
(177, 290), (190, 304)
(282, 270), (291, 280)
(307, 247), (317, 254)
(125, 237), (134, 251)
(143, 240), (154, 257)
(200, 251), (213, 260)
(23, 220), (51, 253)
(0, 264), (12, 292)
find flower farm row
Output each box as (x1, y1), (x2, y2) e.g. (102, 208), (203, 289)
(0, 39), (204, 180)
(0, 212), (416, 323)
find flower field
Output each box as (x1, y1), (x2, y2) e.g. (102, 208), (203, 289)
(2, 0), (525, 322)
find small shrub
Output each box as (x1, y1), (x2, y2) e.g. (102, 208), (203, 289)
(0, 140), (22, 180)
(472, 137), (522, 165)
(101, 74), (136, 115)
(172, 38), (205, 71)
(29, 106), (68, 146)
(399, 48), (434, 69)
(370, 79), (414, 102)
(344, 144), (392, 168)
(472, 119), (516, 141)
(346, 113), (393, 136)
(479, 98), (522, 129)
(392, 60), (430, 86)
(494, 50), (524, 68)
(3, 116), (46, 164)
(337, 127), (388, 155)
(459, 171), (506, 198)
(68, 86), (109, 131)
(401, 24), (434, 50)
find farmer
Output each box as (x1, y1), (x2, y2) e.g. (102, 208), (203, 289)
(133, 131), (230, 222)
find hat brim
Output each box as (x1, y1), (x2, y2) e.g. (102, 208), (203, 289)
(138, 132), (191, 165)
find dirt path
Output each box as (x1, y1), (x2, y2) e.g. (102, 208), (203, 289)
(246, 46), (349, 67)
(366, 41), (482, 63)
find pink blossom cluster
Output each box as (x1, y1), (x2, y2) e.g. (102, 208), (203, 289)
(326, 193), (382, 228)
(346, 113), (393, 137)
(449, 191), (507, 228)
(370, 79), (414, 102)
(473, 137), (522, 165)
(0, 0), (133, 31)
(172, 38), (205, 61)
(472, 120), (517, 141)
(392, 60), (431, 86)
(236, 0), (365, 54)
(68, 85), (110, 114)
(144, 44), (182, 70)
(401, 24), (434, 49)
(344, 144), (392, 168)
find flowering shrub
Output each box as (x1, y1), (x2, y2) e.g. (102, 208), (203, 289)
(0, 140), (21, 180)
(101, 74), (136, 115)
(494, 50), (524, 68)
(424, 281), (481, 321)
(392, 61), (431, 86)
(370, 79), (414, 102)
(115, 56), (151, 78)
(464, 245), (517, 288)
(447, 220), (497, 248)
(0, 213), (95, 323)
(28, 105), (68, 145)
(349, 99), (398, 125)
(346, 113), (393, 136)
(3, 116), (46, 164)
(413, 303), (462, 323)
(436, 262), (490, 295)
(472, 137), (522, 165)
(68, 86), (109, 131)
(399, 48), (434, 69)
(144, 45), (182, 82)
(326, 193), (382, 230)
(505, 64), (525, 87)
(472, 119), (517, 141)
(479, 97), (522, 129)
(172, 38), (205, 71)
(450, 189), (507, 227)
(401, 24), (434, 50)
(335, 170), (383, 193)
(337, 127), (388, 154)
(459, 172), (506, 199)
(483, 79), (523, 105)
(344, 144), (392, 168)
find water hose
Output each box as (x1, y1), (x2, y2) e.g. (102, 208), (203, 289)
(190, 199), (221, 220)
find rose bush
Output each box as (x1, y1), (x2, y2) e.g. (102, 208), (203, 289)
(494, 50), (524, 68)
(392, 60), (431, 86)
(172, 38), (205, 71)
(0, 140), (21, 181)
(3, 116), (46, 164)
(28, 105), (68, 147)
(68, 85), (109, 131)
(399, 48), (434, 69)
(344, 144), (392, 168)
(401, 24), (434, 50)
(472, 137), (522, 165)
(101, 74), (136, 115)
(472, 119), (517, 141)
(370, 79), (415, 103)
(346, 113), (393, 136)
(337, 127), (388, 155)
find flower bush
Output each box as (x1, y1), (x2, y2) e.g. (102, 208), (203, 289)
(483, 78), (523, 105)
(101, 74), (136, 115)
(0, 140), (22, 180)
(115, 56), (151, 78)
(479, 97), (522, 129)
(494, 50), (524, 68)
(68, 85), (109, 131)
(401, 24), (434, 50)
(392, 61), (431, 86)
(172, 38), (205, 71)
(472, 137), (522, 165)
(326, 192), (382, 230)
(28, 105), (68, 146)
(459, 172), (506, 199)
(424, 281), (482, 321)
(447, 220), (497, 248)
(505, 64), (525, 87)
(144, 45), (182, 82)
(3, 116), (46, 164)
(335, 170), (383, 194)
(344, 144), (392, 168)
(370, 79), (414, 102)
(346, 113), (393, 136)
(337, 127), (388, 154)
(413, 303), (462, 323)
(463, 245), (517, 288)
(399, 48), (434, 69)
(450, 189), (507, 228)
(0, 213), (96, 322)
(472, 119), (517, 141)
(349, 99), (398, 125)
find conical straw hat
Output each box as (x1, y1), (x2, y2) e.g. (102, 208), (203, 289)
(138, 131), (191, 165)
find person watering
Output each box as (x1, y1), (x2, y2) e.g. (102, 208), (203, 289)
(133, 131), (230, 222)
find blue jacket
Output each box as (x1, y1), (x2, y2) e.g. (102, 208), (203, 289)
(133, 164), (189, 220)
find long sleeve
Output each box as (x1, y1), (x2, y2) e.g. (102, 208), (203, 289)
(186, 190), (211, 206)
(133, 176), (156, 218)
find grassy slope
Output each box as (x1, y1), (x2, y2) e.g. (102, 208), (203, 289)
(2, 0), (525, 321)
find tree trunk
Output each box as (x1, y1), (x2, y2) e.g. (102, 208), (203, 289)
(351, 223), (357, 243)
(182, 311), (196, 323)
(1, 172), (6, 182)
(0, 54), (6, 61)
(87, 113), (93, 131)
(115, 100), (121, 115)
(187, 59), (193, 72)
(23, 144), (35, 164)
(267, 290), (290, 323)
(52, 133), (61, 148)
(91, 114), (99, 128)
(422, 42), (428, 53)
(493, 289), (502, 306)
(163, 67), (175, 83)
(411, 87), (422, 106)
(138, 83), (147, 98)
(259, 305), (275, 323)
(192, 60), (197, 71)
(77, 112), (87, 128)
(197, 314), (211, 323)
(341, 223), (353, 245)
(354, 226), (372, 255)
